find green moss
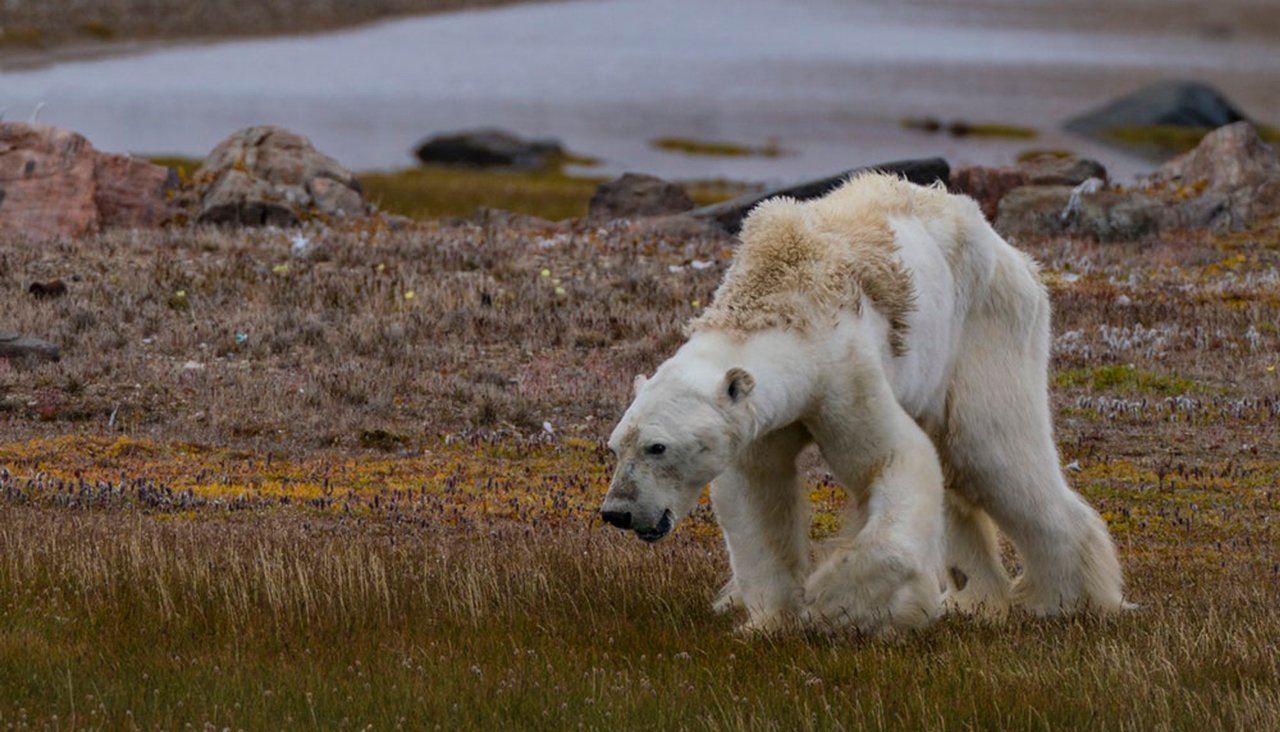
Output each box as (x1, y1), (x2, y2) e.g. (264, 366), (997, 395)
(359, 428), (409, 451)
(902, 118), (1038, 139)
(949, 122), (1039, 139)
(149, 154), (755, 222)
(650, 137), (787, 158)
(360, 166), (603, 221)
(1016, 149), (1075, 163)
(359, 166), (753, 221)
(146, 155), (203, 183)
(0, 26), (44, 47)
(79, 20), (116, 40)
(1103, 125), (1280, 154)
(1056, 364), (1195, 396)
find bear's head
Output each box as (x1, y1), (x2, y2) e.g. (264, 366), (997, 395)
(601, 366), (755, 542)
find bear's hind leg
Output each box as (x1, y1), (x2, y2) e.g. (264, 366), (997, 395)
(710, 424), (811, 633)
(944, 250), (1125, 614)
(941, 490), (1010, 618)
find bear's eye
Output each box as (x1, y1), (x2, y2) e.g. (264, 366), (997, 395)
(645, 443), (667, 456)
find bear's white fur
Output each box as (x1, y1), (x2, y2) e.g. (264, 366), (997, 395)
(602, 173), (1126, 635)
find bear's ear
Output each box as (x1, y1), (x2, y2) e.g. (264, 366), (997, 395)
(632, 374), (649, 397)
(723, 368), (755, 403)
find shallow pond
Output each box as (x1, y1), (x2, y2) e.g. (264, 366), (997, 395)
(3, 0), (1278, 183)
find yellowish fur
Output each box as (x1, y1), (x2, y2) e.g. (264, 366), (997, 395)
(689, 173), (949, 356)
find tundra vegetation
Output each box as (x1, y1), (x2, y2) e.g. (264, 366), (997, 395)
(1, 209), (1278, 729)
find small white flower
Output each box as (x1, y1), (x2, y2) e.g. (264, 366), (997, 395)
(542, 421), (554, 434)
(689, 260), (713, 270)
(290, 233), (311, 256)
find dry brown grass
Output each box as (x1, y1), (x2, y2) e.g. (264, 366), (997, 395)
(0, 217), (734, 451)
(1, 214), (1279, 729)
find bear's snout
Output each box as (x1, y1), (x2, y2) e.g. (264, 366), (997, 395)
(600, 509), (632, 529)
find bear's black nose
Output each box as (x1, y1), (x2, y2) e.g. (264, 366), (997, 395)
(600, 510), (632, 529)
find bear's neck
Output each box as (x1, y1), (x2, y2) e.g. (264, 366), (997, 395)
(679, 330), (819, 438)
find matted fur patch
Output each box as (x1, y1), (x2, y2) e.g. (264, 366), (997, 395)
(689, 173), (944, 357)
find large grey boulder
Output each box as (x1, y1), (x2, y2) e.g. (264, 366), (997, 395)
(1064, 80), (1250, 159)
(192, 126), (368, 226)
(415, 128), (564, 169)
(588, 173), (695, 221)
(690, 157), (950, 233)
(1066, 80), (1248, 135)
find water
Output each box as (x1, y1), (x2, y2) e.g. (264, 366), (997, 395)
(3, 0), (1278, 183)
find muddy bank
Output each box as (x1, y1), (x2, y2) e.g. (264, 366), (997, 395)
(0, 0), (539, 68)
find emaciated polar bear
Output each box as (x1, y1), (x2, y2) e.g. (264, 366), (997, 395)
(600, 173), (1126, 634)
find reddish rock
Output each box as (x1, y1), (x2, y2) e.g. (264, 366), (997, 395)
(0, 122), (178, 239)
(28, 279), (68, 299)
(950, 166), (1028, 221)
(94, 153), (180, 228)
(0, 124), (99, 238)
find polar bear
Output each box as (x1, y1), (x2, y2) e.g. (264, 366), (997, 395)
(600, 173), (1126, 634)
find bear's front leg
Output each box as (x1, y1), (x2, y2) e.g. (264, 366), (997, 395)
(710, 424), (811, 633)
(803, 405), (946, 635)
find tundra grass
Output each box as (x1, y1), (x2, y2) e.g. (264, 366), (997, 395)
(359, 166), (753, 221)
(2, 218), (1279, 729)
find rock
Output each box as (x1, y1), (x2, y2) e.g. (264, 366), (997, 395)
(690, 157), (950, 233)
(1066, 80), (1248, 136)
(192, 126), (368, 226)
(1144, 122), (1280, 231)
(94, 152), (181, 229)
(0, 123), (177, 239)
(995, 185), (1162, 241)
(626, 213), (732, 242)
(951, 156), (1107, 221)
(1018, 155), (1108, 187)
(198, 169), (299, 227)
(28, 279), (68, 298)
(588, 173), (695, 221)
(309, 176), (366, 218)
(414, 128), (564, 169)
(1153, 122), (1280, 193)
(0, 331), (59, 364)
(950, 166), (1028, 221)
(461, 207), (557, 231)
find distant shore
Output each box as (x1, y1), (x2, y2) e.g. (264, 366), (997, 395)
(0, 0), (543, 69)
